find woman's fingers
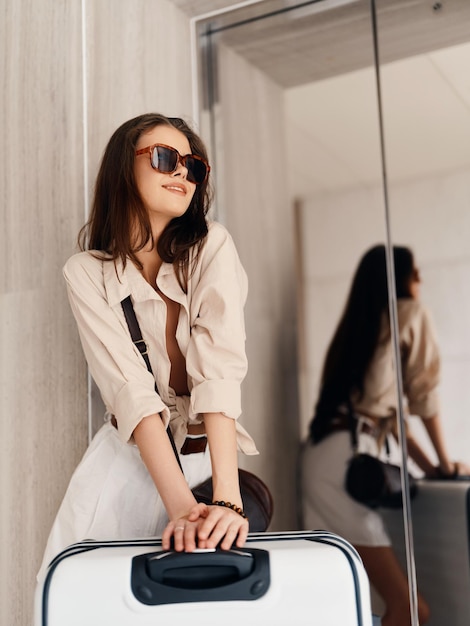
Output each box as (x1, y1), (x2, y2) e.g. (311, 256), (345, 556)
(219, 520), (249, 550)
(161, 522), (174, 550)
(162, 518), (198, 552)
(162, 506), (249, 552)
(197, 506), (249, 549)
(456, 460), (470, 475)
(172, 524), (186, 552)
(162, 503), (208, 550)
(234, 517), (249, 547)
(187, 502), (209, 521)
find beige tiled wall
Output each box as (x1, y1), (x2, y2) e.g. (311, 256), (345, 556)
(1, 2), (86, 625)
(1, 1), (195, 624)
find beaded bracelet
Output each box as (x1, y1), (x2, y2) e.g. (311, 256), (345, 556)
(212, 500), (248, 520)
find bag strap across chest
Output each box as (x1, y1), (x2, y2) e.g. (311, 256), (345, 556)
(121, 295), (183, 471)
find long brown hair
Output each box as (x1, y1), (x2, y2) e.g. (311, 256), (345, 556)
(79, 113), (213, 291)
(310, 244), (415, 442)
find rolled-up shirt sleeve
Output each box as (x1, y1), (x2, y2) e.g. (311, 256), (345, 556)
(63, 254), (169, 444)
(186, 224), (248, 420)
(401, 302), (440, 418)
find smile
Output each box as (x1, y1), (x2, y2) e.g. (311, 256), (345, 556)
(162, 184), (187, 195)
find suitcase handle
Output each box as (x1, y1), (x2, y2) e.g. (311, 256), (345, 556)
(131, 548), (270, 605)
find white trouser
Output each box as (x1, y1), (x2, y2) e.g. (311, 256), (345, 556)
(37, 421), (211, 581)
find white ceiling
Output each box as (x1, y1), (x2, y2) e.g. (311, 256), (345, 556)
(285, 40), (470, 196)
(173, 0), (470, 195)
(207, 0), (470, 87)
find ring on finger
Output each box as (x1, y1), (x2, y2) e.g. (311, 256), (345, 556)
(175, 526), (185, 531)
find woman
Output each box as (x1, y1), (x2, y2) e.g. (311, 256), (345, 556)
(38, 113), (257, 579)
(301, 244), (470, 626)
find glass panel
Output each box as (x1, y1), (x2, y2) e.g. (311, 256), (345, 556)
(376, 0), (470, 624)
(195, 1), (408, 622)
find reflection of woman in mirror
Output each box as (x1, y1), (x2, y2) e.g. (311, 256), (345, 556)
(301, 244), (470, 626)
(37, 113), (257, 580)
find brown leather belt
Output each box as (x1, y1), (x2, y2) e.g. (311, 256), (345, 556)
(327, 415), (376, 437)
(180, 436), (207, 455)
(110, 417), (207, 454)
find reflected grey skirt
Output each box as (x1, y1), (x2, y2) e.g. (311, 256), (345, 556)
(300, 427), (391, 547)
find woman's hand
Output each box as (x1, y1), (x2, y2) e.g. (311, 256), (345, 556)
(193, 503), (249, 551)
(439, 460), (470, 477)
(161, 412), (249, 552)
(161, 502), (207, 552)
(161, 502), (249, 552)
(423, 465), (440, 479)
(456, 461), (470, 476)
(424, 460), (470, 479)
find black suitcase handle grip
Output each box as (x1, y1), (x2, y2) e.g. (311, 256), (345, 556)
(131, 548), (270, 605)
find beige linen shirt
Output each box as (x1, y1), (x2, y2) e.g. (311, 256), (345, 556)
(63, 221), (258, 455)
(354, 298), (440, 422)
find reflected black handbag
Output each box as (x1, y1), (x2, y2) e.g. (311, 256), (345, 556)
(344, 409), (418, 509)
(121, 296), (274, 531)
(346, 452), (418, 509)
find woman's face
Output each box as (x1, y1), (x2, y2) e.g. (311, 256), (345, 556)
(409, 267), (421, 299)
(134, 124), (196, 231)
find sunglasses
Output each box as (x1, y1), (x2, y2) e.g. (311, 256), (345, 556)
(135, 143), (210, 185)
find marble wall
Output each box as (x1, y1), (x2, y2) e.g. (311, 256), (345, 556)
(215, 43), (300, 531)
(1, 2), (86, 625)
(1, 1), (195, 624)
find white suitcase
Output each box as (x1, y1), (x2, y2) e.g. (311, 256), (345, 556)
(35, 530), (373, 626)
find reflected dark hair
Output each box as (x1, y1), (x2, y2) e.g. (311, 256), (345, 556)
(79, 113), (212, 291)
(309, 244), (415, 442)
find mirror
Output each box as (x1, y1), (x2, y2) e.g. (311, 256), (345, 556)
(195, 0), (470, 623)
(375, 1), (470, 624)
(194, 0), (402, 620)
(377, 1), (470, 461)
(196, 0), (389, 437)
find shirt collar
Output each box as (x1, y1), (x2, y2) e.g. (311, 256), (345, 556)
(156, 263), (188, 306)
(102, 256), (186, 308)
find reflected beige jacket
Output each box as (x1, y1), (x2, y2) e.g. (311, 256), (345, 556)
(355, 298), (440, 423)
(63, 221), (258, 455)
